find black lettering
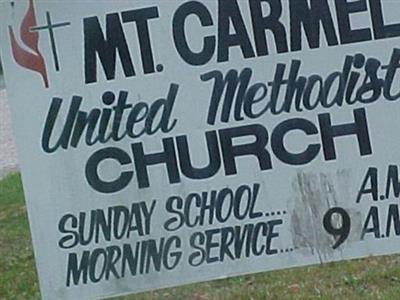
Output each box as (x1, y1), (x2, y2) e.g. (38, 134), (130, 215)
(173, 1), (215, 66)
(84, 14), (135, 84)
(318, 108), (372, 161)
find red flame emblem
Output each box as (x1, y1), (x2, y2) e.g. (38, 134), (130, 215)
(8, 0), (49, 88)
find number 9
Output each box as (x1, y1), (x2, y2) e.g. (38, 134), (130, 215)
(323, 207), (351, 249)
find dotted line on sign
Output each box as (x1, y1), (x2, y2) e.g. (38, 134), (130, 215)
(265, 210), (287, 217)
(263, 210), (296, 254)
(280, 247), (299, 253)
(280, 248), (294, 253)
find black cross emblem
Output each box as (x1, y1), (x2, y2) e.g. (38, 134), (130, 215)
(30, 12), (71, 72)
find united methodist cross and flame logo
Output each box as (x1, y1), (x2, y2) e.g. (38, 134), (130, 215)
(8, 0), (49, 87)
(8, 0), (71, 88)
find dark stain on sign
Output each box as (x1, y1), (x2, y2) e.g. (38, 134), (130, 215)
(291, 169), (362, 263)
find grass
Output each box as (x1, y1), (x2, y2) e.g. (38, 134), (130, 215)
(1, 173), (400, 299)
(0, 173), (40, 299)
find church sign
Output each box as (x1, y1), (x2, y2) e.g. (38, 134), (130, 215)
(1, 0), (400, 299)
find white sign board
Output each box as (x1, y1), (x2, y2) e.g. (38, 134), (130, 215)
(1, 0), (400, 299)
